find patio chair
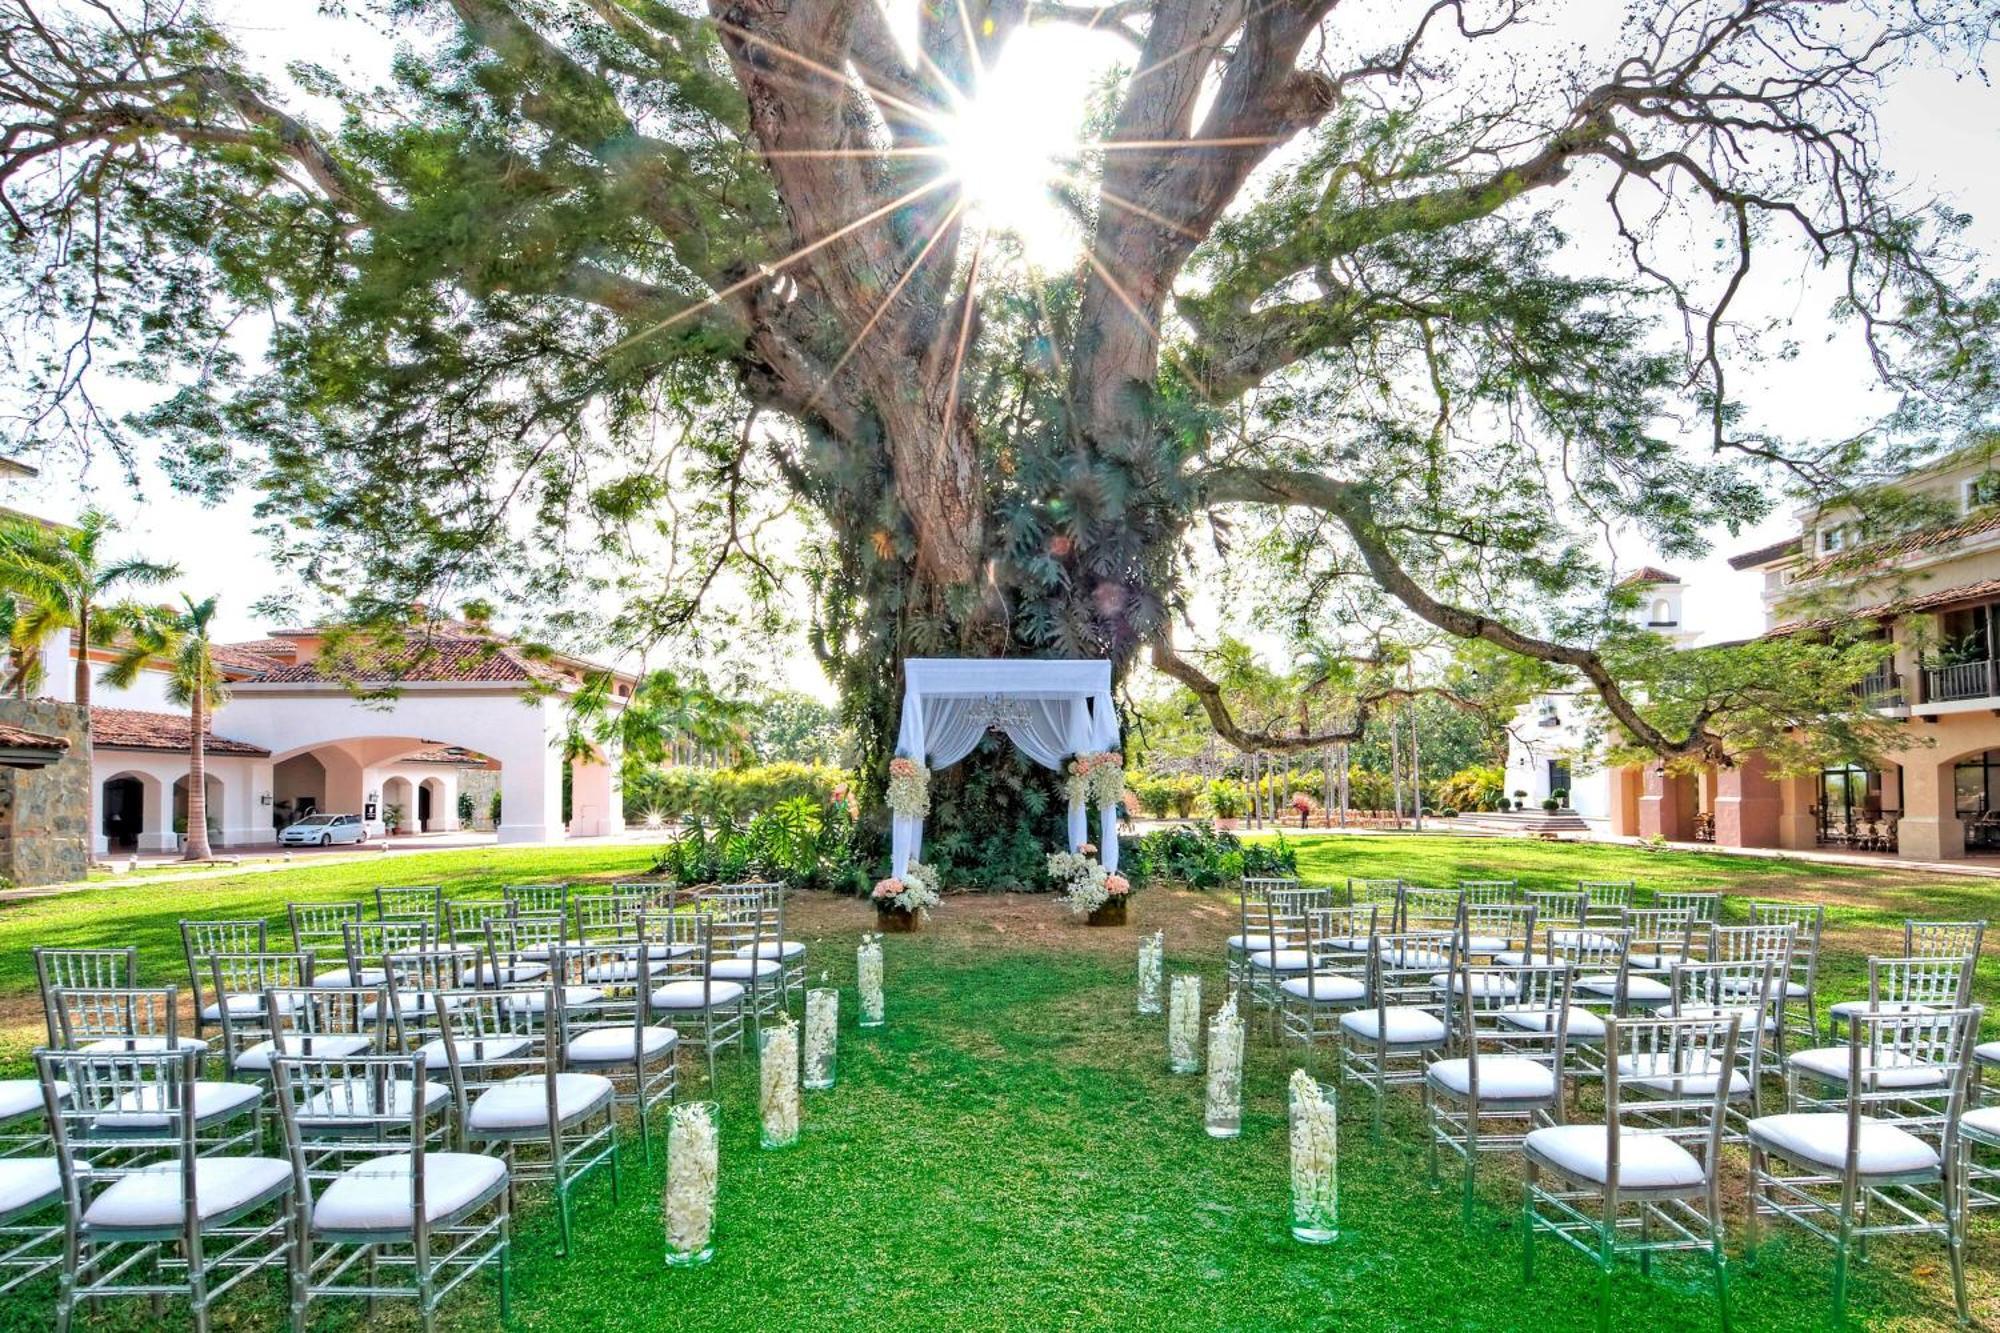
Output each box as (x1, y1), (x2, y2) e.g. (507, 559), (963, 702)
(1522, 1013), (1738, 1333)
(556, 942), (677, 1162)
(438, 989), (616, 1257)
(1579, 881), (1636, 929)
(227, 985), (383, 1080)
(32, 947), (137, 1046)
(1540, 926), (1631, 1079)
(1461, 902), (1537, 967)
(1652, 959), (1775, 1141)
(340, 920), (436, 1017)
(1657, 890), (1723, 925)
(1338, 929), (1460, 1137)
(480, 914), (563, 987)
(48, 985), (209, 1058)
(502, 882), (569, 919)
(1425, 961), (1571, 1224)
(285, 902), (366, 984)
(41, 1046), (291, 1333)
(1345, 878), (1405, 912)
(574, 893), (643, 950)
(726, 882), (807, 1007)
(376, 947), (483, 1048)
(1458, 879), (1519, 906)
(645, 914), (745, 1087)
(374, 884), (443, 925)
(446, 899), (511, 948)
(1749, 900), (1825, 1046)
(180, 919), (269, 1041)
(1276, 905), (1375, 1052)
(1398, 886), (1466, 934)
(704, 887), (786, 1030)
(207, 952), (315, 1079)
(1227, 877), (1302, 998)
(1520, 891), (1586, 960)
(272, 1050), (508, 1331)
(1747, 1005), (1981, 1326)
(1906, 918), (1986, 963)
(1826, 955), (1973, 1043)
(1705, 922), (1796, 1062)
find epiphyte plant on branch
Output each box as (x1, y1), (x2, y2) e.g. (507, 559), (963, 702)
(0, 0), (1992, 831)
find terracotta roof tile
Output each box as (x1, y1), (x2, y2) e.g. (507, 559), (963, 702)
(1727, 536), (1803, 571)
(243, 633), (571, 687)
(210, 643), (291, 675)
(1770, 576), (2000, 636)
(1616, 566), (1682, 587)
(90, 707), (270, 756)
(1790, 508), (2000, 582)
(403, 744), (497, 765)
(0, 723), (67, 753)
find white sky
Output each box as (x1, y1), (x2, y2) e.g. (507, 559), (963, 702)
(3, 2), (1995, 689)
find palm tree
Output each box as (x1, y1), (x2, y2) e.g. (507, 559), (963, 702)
(0, 594), (42, 697)
(104, 595), (228, 861)
(0, 508), (179, 706)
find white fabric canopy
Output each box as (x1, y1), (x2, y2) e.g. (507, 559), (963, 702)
(891, 658), (1122, 876)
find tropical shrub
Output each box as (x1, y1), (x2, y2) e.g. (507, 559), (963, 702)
(1434, 765), (1505, 814)
(1206, 779), (1246, 819)
(1119, 825), (1299, 890)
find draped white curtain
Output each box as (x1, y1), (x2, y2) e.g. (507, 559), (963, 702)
(890, 659), (1122, 877)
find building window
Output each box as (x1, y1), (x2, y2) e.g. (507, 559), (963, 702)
(1821, 764), (1882, 835)
(1819, 525), (1848, 553)
(1649, 597), (1675, 627)
(1967, 473), (2000, 512)
(1536, 698), (1559, 727)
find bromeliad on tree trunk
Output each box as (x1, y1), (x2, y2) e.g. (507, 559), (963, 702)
(0, 1), (1989, 870)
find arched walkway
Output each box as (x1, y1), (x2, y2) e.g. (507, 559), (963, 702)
(381, 775), (416, 835)
(99, 771), (162, 852)
(171, 773), (224, 845)
(418, 776), (448, 832)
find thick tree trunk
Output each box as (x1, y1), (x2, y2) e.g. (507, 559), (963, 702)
(184, 689), (212, 861)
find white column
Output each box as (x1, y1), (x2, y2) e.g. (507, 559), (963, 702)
(568, 756), (622, 838)
(496, 699), (566, 844)
(224, 759), (276, 846)
(136, 772), (175, 853)
(433, 776), (460, 832)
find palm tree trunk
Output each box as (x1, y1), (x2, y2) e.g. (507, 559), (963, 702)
(185, 687), (212, 860)
(73, 601), (90, 707)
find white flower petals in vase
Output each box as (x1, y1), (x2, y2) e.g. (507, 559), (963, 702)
(804, 986), (838, 1090)
(1287, 1068), (1339, 1243)
(1136, 931), (1164, 1015)
(1205, 994), (1244, 1138)
(759, 1020), (801, 1149)
(663, 1100), (719, 1267)
(857, 934), (885, 1028)
(1167, 974), (1202, 1074)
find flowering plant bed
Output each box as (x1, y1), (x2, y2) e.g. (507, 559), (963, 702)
(873, 859), (941, 929)
(1047, 845), (1133, 920)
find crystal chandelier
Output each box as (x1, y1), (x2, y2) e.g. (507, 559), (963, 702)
(966, 694), (1031, 730)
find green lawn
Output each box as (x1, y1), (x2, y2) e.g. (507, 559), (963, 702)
(0, 836), (1992, 1330)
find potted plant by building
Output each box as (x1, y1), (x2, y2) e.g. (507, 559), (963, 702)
(1048, 846), (1133, 925)
(871, 860), (940, 931)
(1541, 796), (1559, 812)
(1208, 779), (1246, 829)
(1550, 786), (1569, 809)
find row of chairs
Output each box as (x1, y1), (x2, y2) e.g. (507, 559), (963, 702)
(1, 880), (810, 1330)
(1227, 874), (1996, 1327)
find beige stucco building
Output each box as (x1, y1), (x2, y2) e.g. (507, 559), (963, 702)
(1607, 448), (2000, 861)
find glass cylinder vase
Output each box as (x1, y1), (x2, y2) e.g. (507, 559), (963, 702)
(1137, 931), (1164, 1015)
(804, 987), (838, 1090)
(1204, 996), (1243, 1138)
(663, 1100), (719, 1267)
(1287, 1069), (1339, 1243)
(857, 935), (885, 1028)
(1167, 974), (1202, 1074)
(759, 1021), (801, 1149)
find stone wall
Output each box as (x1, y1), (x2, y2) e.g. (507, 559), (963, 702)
(0, 699), (90, 886)
(458, 766), (503, 831)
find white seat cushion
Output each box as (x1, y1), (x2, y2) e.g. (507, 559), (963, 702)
(301, 1078), (449, 1126)
(312, 967), (387, 989)
(98, 1080), (261, 1131)
(1278, 975), (1366, 1003)
(1626, 952), (1680, 970)
(650, 980), (745, 1010)
(567, 1025), (678, 1063)
(735, 941), (806, 961)
(1550, 930), (1619, 952)
(1678, 1003), (1777, 1033)
(1463, 934), (1510, 954)
(200, 993), (284, 1023)
(709, 958), (780, 981)
(1386, 948), (1452, 970)
(1828, 999), (1938, 1021)
(361, 993), (466, 1024)
(581, 961), (645, 983)
(83, 1157), (291, 1230)
(1492, 950), (1533, 967)
(1499, 1005), (1606, 1039)
(417, 1034), (533, 1070)
(1525, 1124), (1705, 1190)
(1321, 935), (1373, 953)
(1339, 1007), (1447, 1045)
(1787, 1046), (1949, 1090)
(467, 1073), (613, 1132)
(1615, 1052), (1746, 1098)
(80, 1036), (209, 1056)
(1961, 1105), (2000, 1145)
(1227, 933), (1300, 951)
(1576, 975), (1671, 1004)
(1749, 1112), (1940, 1176)
(1427, 1056), (1556, 1101)
(1247, 950), (1313, 972)
(1976, 1040), (2000, 1067)
(476, 962), (550, 986)
(0, 1158), (60, 1220)
(312, 1152), (506, 1234)
(234, 1033), (373, 1072)
(1427, 972), (1520, 998)
(502, 987), (604, 1015)
(0, 1078), (59, 1121)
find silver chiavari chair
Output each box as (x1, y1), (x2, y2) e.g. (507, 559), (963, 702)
(1907, 918), (1985, 963)
(1398, 886), (1465, 935)
(1345, 878), (1405, 913)
(1523, 1013), (1738, 1331)
(725, 882), (806, 1007)
(1462, 902), (1536, 967)
(271, 1049), (507, 1328)
(1658, 890), (1723, 925)
(341, 919), (436, 1026)
(1459, 879), (1520, 906)
(1540, 926), (1630, 1079)
(375, 946), (482, 1050)
(1426, 961), (1571, 1225)
(557, 941), (677, 1163)
(1620, 907), (1696, 1013)
(1747, 1006), (1981, 1327)
(208, 952), (315, 1080)
(447, 899), (512, 950)
(1655, 958), (1777, 1142)
(1706, 922), (1796, 1062)
(645, 912), (744, 1088)
(1579, 881), (1635, 930)
(231, 985), (383, 1082)
(574, 893), (643, 951)
(481, 915), (563, 988)
(374, 884), (443, 925)
(41, 1046), (292, 1333)
(1339, 929), (1460, 1137)
(503, 882), (570, 919)
(705, 887), (784, 1030)
(1750, 901), (1826, 1048)
(1519, 892), (1585, 962)
(1827, 954), (1973, 1043)
(1245, 886), (1324, 1020)
(1228, 877), (1301, 999)
(1277, 905), (1376, 1050)
(287, 902), (367, 986)
(180, 919), (269, 1042)
(32, 947), (137, 1046)
(48, 985), (208, 1058)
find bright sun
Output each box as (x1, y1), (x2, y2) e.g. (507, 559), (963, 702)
(936, 28), (1104, 269)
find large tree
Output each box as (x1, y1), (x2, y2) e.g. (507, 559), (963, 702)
(1, 0), (1992, 857)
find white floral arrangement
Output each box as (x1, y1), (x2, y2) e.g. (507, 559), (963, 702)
(872, 859), (941, 917)
(1205, 994), (1244, 1137)
(857, 933), (885, 1026)
(663, 1101), (719, 1262)
(1064, 751), (1125, 807)
(1167, 974), (1202, 1073)
(1136, 931), (1164, 1014)
(804, 984), (838, 1090)
(759, 1020), (800, 1148)
(1048, 848), (1131, 915)
(1288, 1068), (1339, 1241)
(886, 757), (930, 818)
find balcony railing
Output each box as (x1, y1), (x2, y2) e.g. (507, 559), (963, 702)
(1920, 658), (1999, 705)
(1857, 669), (1906, 709)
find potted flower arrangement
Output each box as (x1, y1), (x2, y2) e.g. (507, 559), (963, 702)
(1048, 845), (1133, 925)
(871, 859), (940, 931)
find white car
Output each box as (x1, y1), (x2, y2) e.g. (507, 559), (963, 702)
(279, 813), (369, 847)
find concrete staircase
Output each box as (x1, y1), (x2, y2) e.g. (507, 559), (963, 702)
(1452, 809), (1594, 838)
